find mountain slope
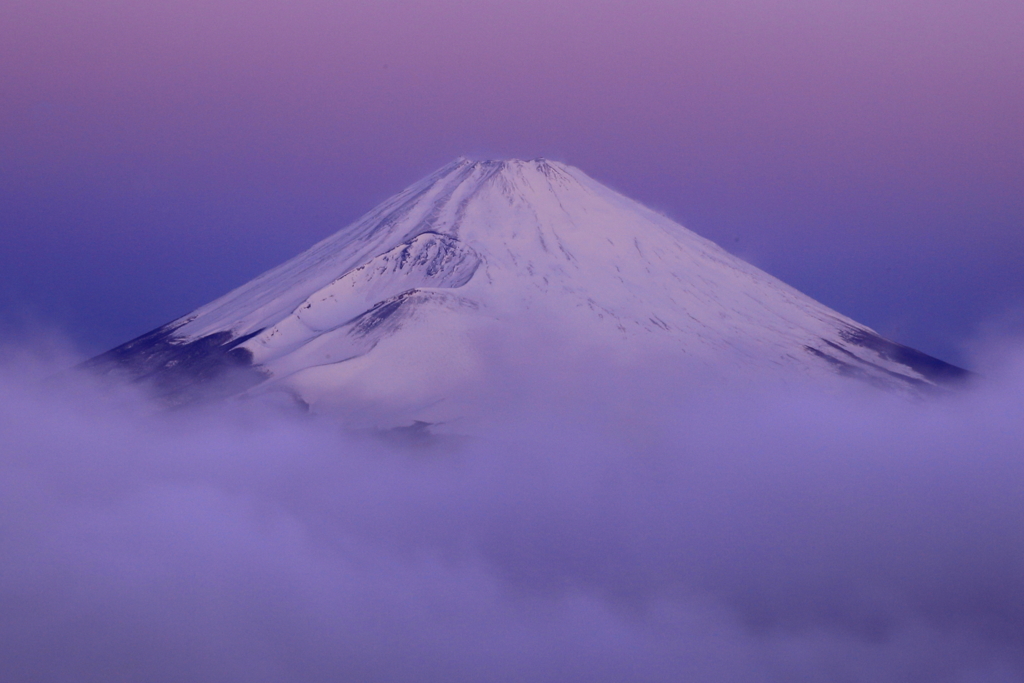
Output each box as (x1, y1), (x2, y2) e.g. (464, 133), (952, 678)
(86, 158), (967, 421)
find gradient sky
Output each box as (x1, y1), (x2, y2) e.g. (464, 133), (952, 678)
(1, 0), (1022, 365)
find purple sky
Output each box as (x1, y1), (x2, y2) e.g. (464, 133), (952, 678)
(1, 0), (1022, 365)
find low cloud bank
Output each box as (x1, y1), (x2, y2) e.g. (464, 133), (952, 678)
(2, 339), (1024, 682)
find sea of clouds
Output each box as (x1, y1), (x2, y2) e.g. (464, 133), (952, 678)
(2, 333), (1024, 683)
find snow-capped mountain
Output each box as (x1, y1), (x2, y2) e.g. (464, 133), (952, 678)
(87, 158), (966, 422)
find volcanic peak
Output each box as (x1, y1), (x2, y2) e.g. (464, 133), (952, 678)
(86, 157), (969, 418)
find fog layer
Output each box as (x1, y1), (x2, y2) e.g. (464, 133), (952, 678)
(2, 340), (1023, 682)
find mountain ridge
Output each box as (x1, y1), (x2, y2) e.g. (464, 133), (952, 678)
(85, 158), (968, 421)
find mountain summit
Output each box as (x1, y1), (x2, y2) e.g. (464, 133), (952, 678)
(88, 158), (967, 421)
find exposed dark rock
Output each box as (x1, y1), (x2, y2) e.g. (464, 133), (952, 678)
(82, 324), (268, 404)
(348, 291), (417, 336)
(838, 326), (970, 385)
